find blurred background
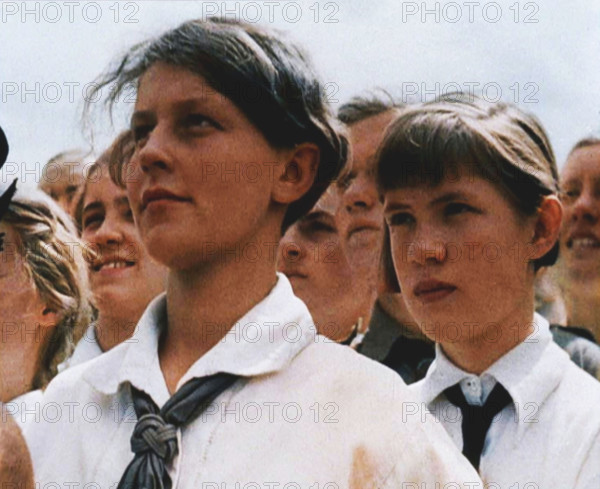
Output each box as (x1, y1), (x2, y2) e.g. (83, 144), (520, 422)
(1, 0), (599, 187)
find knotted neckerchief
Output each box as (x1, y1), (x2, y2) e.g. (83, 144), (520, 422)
(117, 372), (239, 489)
(444, 381), (512, 470)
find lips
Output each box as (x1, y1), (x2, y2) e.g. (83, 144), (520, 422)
(92, 258), (135, 273)
(141, 187), (190, 211)
(413, 279), (457, 303)
(565, 229), (600, 252)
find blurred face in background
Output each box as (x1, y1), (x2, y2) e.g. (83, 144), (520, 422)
(340, 110), (415, 326)
(39, 151), (88, 217)
(278, 186), (368, 341)
(559, 144), (600, 283)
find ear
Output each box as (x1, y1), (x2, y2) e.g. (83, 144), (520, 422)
(271, 143), (320, 205)
(530, 195), (563, 260)
(39, 307), (59, 330)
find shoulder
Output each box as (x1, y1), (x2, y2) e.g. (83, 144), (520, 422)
(292, 337), (413, 395)
(551, 325), (600, 378)
(545, 341), (600, 422)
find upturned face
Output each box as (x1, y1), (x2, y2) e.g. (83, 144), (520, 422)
(125, 62), (292, 270)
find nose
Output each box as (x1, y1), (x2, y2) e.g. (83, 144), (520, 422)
(93, 216), (124, 248)
(405, 225), (448, 266)
(343, 174), (379, 214)
(569, 189), (599, 224)
(278, 227), (306, 266)
(134, 126), (173, 177)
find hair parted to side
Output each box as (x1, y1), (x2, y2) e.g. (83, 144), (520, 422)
(338, 90), (405, 125)
(85, 17), (348, 232)
(4, 189), (93, 389)
(376, 92), (560, 273)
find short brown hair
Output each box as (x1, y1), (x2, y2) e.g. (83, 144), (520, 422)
(377, 93), (559, 275)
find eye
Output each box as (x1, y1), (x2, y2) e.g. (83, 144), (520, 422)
(337, 171), (356, 190)
(82, 213), (103, 231)
(183, 113), (220, 130)
(124, 208), (134, 222)
(444, 202), (476, 216)
(132, 124), (153, 143)
(561, 188), (580, 202)
(387, 212), (415, 226)
(308, 221), (335, 233)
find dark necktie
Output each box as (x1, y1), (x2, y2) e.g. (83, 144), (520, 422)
(443, 381), (512, 470)
(117, 372), (239, 489)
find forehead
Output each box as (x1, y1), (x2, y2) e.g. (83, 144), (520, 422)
(39, 170), (84, 191)
(349, 111), (398, 170)
(562, 145), (600, 182)
(136, 62), (215, 108)
(84, 170), (126, 204)
(384, 172), (504, 205)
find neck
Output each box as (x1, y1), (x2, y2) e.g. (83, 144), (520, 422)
(441, 296), (536, 375)
(564, 283), (600, 340)
(159, 232), (280, 393)
(95, 313), (139, 352)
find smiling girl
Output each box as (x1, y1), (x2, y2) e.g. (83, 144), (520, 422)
(377, 94), (600, 488)
(62, 131), (167, 367)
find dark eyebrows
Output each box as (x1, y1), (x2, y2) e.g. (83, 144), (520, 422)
(384, 191), (475, 213)
(131, 98), (214, 126)
(429, 191), (473, 207)
(130, 111), (154, 128)
(0, 232), (4, 252)
(384, 202), (412, 212)
(81, 201), (104, 215)
(303, 210), (335, 222)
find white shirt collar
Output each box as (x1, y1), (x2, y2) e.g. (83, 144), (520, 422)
(82, 273), (316, 405)
(421, 313), (566, 431)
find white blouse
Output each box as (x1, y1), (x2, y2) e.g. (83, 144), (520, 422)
(411, 313), (600, 489)
(26, 274), (480, 488)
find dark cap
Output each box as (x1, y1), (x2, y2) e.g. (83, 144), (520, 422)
(0, 125), (17, 221)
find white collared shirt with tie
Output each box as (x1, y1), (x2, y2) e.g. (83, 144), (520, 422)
(410, 313), (600, 489)
(25, 274), (481, 489)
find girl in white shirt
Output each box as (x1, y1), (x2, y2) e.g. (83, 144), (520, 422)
(26, 18), (481, 489)
(377, 93), (600, 488)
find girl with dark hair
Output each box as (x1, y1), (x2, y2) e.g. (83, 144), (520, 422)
(27, 19), (478, 489)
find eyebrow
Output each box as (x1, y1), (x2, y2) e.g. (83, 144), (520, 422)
(82, 201), (103, 215)
(429, 191), (473, 207)
(385, 191), (474, 212)
(131, 98), (213, 125)
(0, 232), (4, 252)
(303, 210), (335, 222)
